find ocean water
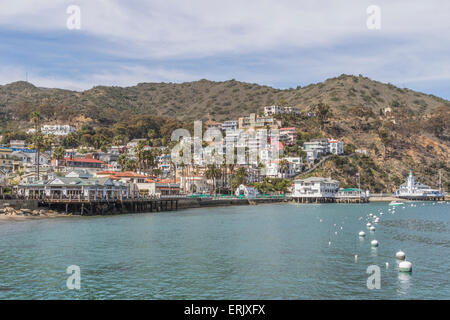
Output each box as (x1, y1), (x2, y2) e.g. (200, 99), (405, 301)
(0, 201), (449, 299)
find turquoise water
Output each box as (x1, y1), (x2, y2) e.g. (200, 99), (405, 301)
(0, 202), (449, 299)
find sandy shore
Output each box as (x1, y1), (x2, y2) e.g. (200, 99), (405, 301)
(0, 206), (72, 222)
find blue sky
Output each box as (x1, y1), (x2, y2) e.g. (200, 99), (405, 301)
(0, 0), (449, 99)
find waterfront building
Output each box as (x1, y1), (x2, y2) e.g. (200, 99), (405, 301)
(292, 177), (339, 202)
(395, 170), (445, 200)
(134, 178), (180, 197)
(18, 177), (129, 199)
(179, 175), (210, 194)
(335, 188), (370, 203)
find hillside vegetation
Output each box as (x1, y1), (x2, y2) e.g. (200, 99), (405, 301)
(0, 74), (448, 192)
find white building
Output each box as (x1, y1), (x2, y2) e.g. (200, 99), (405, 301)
(293, 177), (339, 199)
(305, 149), (319, 163)
(303, 139), (329, 155)
(329, 139), (344, 155)
(284, 157), (302, 173)
(395, 170), (445, 199)
(221, 120), (238, 131)
(179, 175), (210, 194)
(41, 125), (76, 136)
(264, 105), (299, 116)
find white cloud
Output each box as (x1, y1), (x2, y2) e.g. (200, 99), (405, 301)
(1, 0), (449, 59)
(0, 0), (449, 98)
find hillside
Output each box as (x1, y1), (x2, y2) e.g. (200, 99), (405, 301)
(0, 74), (448, 125)
(0, 74), (448, 192)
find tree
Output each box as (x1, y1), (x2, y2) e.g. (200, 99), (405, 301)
(279, 159), (290, 178)
(52, 146), (66, 171)
(118, 152), (129, 171)
(231, 167), (248, 191)
(314, 102), (331, 130)
(205, 164), (221, 195)
(30, 112), (42, 180)
(135, 140), (146, 173)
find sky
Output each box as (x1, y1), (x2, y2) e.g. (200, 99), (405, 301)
(0, 0), (449, 99)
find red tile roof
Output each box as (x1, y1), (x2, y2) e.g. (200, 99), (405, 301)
(113, 171), (148, 178)
(65, 157), (105, 164)
(97, 170), (118, 175)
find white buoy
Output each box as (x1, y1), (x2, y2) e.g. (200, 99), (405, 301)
(371, 240), (379, 247)
(386, 262), (389, 269)
(396, 251), (406, 260)
(354, 255), (358, 262)
(328, 241), (331, 246)
(359, 231), (366, 237)
(370, 226), (376, 231)
(366, 222), (372, 227)
(399, 261), (412, 272)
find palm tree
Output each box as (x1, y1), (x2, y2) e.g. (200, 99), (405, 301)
(118, 152), (129, 171)
(52, 146), (66, 172)
(279, 159), (290, 178)
(30, 112), (42, 180)
(135, 140), (146, 174)
(205, 164), (221, 195)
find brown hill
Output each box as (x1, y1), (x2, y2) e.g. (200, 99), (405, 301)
(0, 74), (448, 192)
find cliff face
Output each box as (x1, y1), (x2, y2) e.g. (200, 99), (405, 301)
(0, 74), (449, 192)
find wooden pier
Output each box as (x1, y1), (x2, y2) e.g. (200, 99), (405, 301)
(292, 197), (335, 203)
(37, 196), (180, 215)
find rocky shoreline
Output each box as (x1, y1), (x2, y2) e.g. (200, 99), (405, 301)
(0, 207), (71, 220)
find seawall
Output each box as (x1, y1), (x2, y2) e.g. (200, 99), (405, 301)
(177, 198), (285, 210)
(0, 199), (39, 210)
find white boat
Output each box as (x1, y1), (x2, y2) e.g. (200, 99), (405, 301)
(389, 200), (404, 206)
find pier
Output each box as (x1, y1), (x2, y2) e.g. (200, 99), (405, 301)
(40, 196), (180, 215)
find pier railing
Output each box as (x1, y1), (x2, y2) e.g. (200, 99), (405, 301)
(186, 194), (289, 200)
